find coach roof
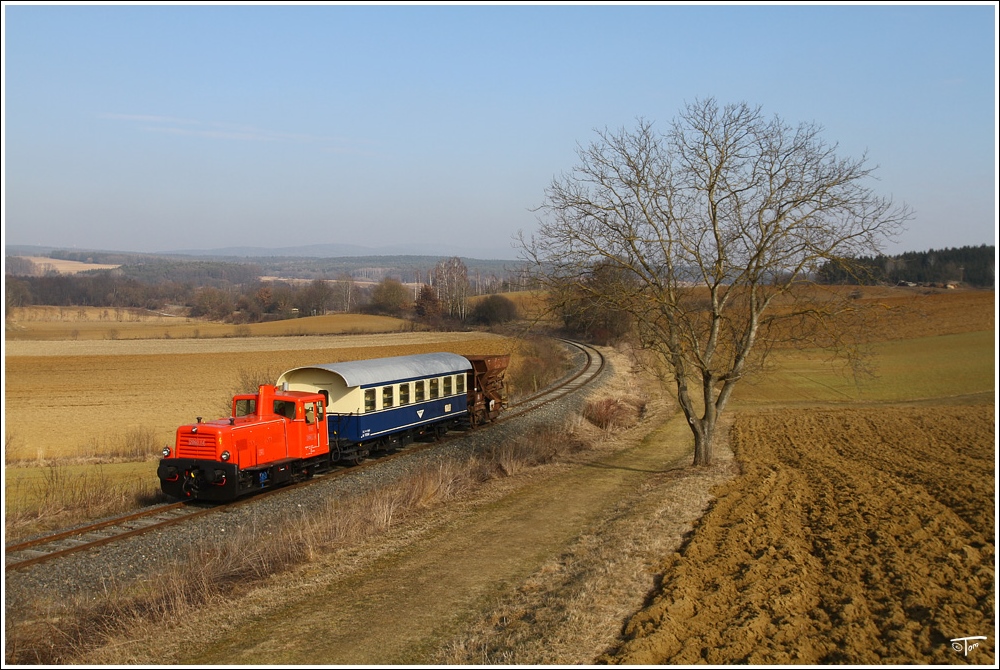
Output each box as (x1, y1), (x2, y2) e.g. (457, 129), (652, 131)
(277, 352), (472, 389)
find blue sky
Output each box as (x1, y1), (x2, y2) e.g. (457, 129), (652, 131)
(3, 3), (996, 260)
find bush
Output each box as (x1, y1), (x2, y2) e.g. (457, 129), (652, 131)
(471, 294), (518, 326)
(368, 278), (411, 316)
(583, 396), (646, 431)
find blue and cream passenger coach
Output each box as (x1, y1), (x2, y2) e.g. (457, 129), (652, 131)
(276, 352), (475, 462)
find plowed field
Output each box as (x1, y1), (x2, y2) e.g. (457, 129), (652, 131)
(608, 405), (995, 665)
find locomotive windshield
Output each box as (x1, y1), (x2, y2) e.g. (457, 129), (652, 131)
(234, 398), (256, 417)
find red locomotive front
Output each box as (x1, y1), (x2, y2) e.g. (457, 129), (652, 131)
(157, 384), (330, 501)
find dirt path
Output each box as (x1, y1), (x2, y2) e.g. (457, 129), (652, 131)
(179, 406), (697, 664)
(78, 350), (736, 666)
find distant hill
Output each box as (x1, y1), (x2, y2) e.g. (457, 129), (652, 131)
(6, 241), (522, 263)
(6, 246), (528, 287)
(161, 242), (521, 261)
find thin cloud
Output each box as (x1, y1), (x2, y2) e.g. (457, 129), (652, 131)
(101, 112), (372, 151)
(100, 113), (200, 126)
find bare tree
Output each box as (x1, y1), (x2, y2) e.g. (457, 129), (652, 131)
(333, 273), (355, 312)
(433, 256), (470, 320)
(5, 256), (39, 277)
(521, 99), (911, 465)
(297, 279), (334, 316)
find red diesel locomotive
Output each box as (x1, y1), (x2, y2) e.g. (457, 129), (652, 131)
(157, 352), (509, 501)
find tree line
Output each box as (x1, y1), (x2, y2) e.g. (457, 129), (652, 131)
(817, 244), (994, 287)
(5, 255), (521, 327)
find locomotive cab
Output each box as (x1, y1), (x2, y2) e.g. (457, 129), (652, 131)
(157, 385), (329, 501)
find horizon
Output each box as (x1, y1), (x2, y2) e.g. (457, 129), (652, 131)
(6, 240), (995, 268)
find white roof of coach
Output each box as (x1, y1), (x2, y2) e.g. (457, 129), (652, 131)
(277, 352), (472, 389)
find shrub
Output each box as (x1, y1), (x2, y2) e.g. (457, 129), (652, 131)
(583, 396), (646, 431)
(471, 294), (519, 326)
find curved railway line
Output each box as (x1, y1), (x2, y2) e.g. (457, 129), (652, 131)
(5, 340), (605, 573)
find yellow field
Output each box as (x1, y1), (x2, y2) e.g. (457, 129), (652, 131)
(732, 330), (995, 405)
(4, 331), (514, 463)
(5, 307), (415, 341)
(17, 256), (122, 274)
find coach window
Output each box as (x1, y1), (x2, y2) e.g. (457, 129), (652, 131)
(382, 385), (394, 408)
(430, 378), (439, 399)
(444, 376), (453, 396)
(399, 383), (410, 405)
(415, 380), (426, 402)
(364, 388), (376, 412)
(456, 375), (465, 394)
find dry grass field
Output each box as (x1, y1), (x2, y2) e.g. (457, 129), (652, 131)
(3, 286), (995, 664)
(5, 306), (415, 341)
(4, 331), (514, 462)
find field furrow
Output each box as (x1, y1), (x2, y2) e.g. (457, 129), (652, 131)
(609, 406), (995, 665)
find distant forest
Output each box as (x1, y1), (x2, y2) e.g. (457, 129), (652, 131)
(4, 251), (533, 324)
(817, 244), (994, 288)
(5, 243), (994, 320)
(41, 249), (520, 285)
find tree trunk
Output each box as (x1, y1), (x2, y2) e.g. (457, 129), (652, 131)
(691, 416), (716, 466)
(674, 371), (716, 467)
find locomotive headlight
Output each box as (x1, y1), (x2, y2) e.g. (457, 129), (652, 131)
(221, 450), (231, 462)
(162, 446), (172, 458)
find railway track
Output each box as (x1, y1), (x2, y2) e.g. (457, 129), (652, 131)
(503, 339), (604, 419)
(5, 502), (209, 570)
(5, 340), (605, 573)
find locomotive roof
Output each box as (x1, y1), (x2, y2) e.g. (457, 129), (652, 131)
(277, 352), (472, 388)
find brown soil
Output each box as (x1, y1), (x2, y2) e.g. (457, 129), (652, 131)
(607, 405), (995, 665)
